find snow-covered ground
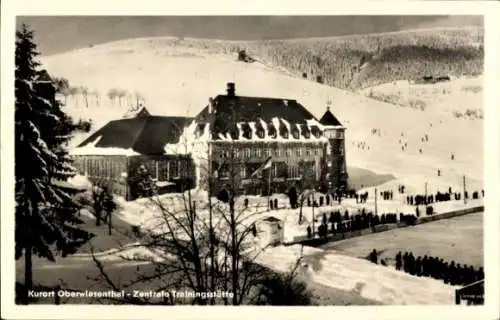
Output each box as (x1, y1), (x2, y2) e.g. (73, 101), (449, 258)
(257, 245), (458, 305)
(110, 185), (482, 244)
(102, 187), (479, 304)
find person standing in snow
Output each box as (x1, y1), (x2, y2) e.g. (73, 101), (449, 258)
(369, 249), (378, 264)
(415, 256), (422, 276)
(395, 251), (402, 271)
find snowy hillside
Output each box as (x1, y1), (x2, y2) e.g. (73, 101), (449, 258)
(359, 75), (483, 119)
(42, 38), (483, 193)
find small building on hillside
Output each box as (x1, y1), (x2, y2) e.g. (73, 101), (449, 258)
(71, 107), (195, 200)
(257, 216), (284, 246)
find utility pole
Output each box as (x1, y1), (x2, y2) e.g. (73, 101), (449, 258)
(312, 190), (316, 238)
(374, 187), (378, 216)
(425, 182), (428, 211)
(267, 168), (272, 211)
(463, 175), (467, 205)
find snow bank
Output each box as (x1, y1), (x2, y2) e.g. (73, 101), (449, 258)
(67, 174), (93, 189)
(256, 245), (457, 305)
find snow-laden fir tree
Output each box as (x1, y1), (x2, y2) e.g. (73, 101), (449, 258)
(15, 24), (93, 304)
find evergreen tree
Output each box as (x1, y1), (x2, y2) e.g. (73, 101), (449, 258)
(15, 24), (93, 304)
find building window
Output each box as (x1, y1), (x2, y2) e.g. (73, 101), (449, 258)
(160, 160), (169, 180)
(289, 165), (300, 178)
(233, 149), (239, 159)
(110, 162), (115, 179)
(88, 159), (92, 176)
(339, 145), (344, 156)
(275, 149), (280, 157)
(245, 148), (251, 158)
(286, 149), (291, 157)
(100, 159), (105, 177)
(256, 148), (262, 158)
(240, 165), (246, 178)
(296, 148), (302, 157)
(305, 148), (311, 156)
(154, 160), (159, 180)
(274, 162), (287, 178)
(169, 160), (180, 178)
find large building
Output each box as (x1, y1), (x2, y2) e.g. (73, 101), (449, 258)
(71, 109), (195, 199)
(71, 82), (348, 200)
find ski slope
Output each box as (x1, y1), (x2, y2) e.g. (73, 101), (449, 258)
(42, 38), (483, 195)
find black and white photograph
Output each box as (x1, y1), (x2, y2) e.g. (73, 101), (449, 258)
(1, 1), (500, 319)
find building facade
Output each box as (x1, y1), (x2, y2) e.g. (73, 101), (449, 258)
(71, 110), (195, 200)
(71, 82), (348, 200)
(187, 82), (348, 196)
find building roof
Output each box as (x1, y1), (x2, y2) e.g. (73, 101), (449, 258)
(319, 108), (343, 127)
(77, 114), (193, 155)
(195, 93), (321, 140)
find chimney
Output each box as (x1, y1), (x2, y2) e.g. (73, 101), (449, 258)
(226, 82), (235, 97)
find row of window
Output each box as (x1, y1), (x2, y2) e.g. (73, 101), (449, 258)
(325, 144), (344, 156)
(217, 147), (322, 159)
(147, 159), (182, 181)
(219, 161), (316, 180)
(80, 158), (184, 181)
(83, 159), (126, 180)
(197, 125), (325, 140)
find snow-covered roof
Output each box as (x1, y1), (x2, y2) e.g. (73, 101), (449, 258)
(194, 92), (327, 141)
(76, 114), (193, 155)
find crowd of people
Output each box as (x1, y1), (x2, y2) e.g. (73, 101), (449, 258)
(406, 188), (484, 206)
(367, 249), (484, 286)
(394, 251), (484, 286)
(306, 209), (418, 239)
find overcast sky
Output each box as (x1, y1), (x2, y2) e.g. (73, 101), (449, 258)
(16, 15), (482, 56)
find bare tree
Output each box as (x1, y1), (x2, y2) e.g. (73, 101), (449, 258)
(296, 160), (318, 225)
(92, 90), (101, 107)
(116, 89), (128, 107)
(80, 86), (89, 108)
(52, 77), (70, 104)
(134, 91), (145, 107)
(89, 121), (312, 305)
(68, 86), (80, 107)
(107, 88), (118, 106)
